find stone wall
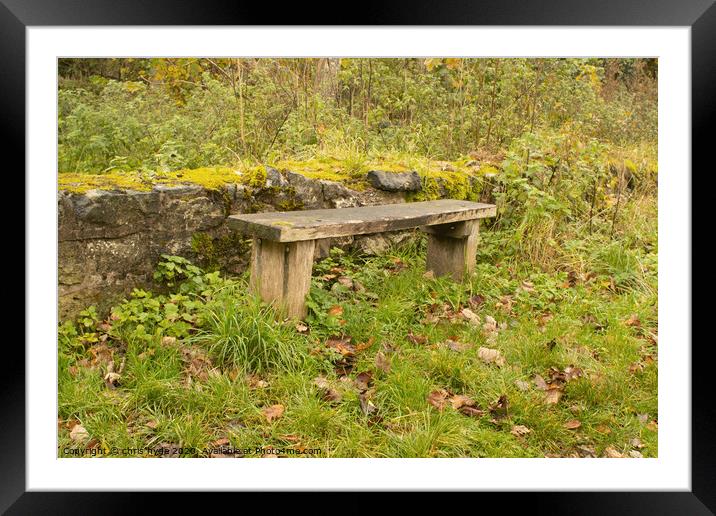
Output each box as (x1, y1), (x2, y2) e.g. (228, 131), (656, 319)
(58, 170), (422, 320)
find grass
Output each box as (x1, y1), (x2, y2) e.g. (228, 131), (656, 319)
(57, 223), (658, 458)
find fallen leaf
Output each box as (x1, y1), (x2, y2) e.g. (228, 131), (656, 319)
(336, 276), (354, 289)
(489, 395), (509, 419)
(533, 375), (549, 391)
(212, 437), (230, 447)
(636, 413), (649, 424)
(246, 374), (270, 389)
(161, 336), (177, 347)
(69, 424), (89, 442)
(630, 437), (644, 449)
(478, 347), (506, 366)
(295, 322), (309, 334)
(262, 404), (285, 423)
(468, 295), (485, 309)
(596, 424), (612, 435)
(328, 305), (344, 317)
(460, 308), (481, 326)
(326, 336), (355, 357)
(104, 371), (121, 389)
(450, 394), (475, 410)
(511, 425), (532, 438)
(354, 371), (373, 392)
(375, 352), (391, 373)
(544, 389), (562, 404)
(354, 337), (375, 352)
(563, 365), (584, 381)
(628, 450), (644, 458)
(646, 420), (658, 432)
(564, 419), (582, 430)
(427, 389), (451, 411)
(458, 405), (485, 417)
(514, 380), (530, 391)
(576, 445), (596, 458)
(359, 392), (378, 416)
(145, 420), (159, 430)
(445, 339), (470, 352)
(407, 332), (428, 346)
(624, 314), (641, 327)
(423, 270), (435, 280)
(482, 315), (498, 333)
(520, 281), (535, 293)
(603, 446), (624, 458)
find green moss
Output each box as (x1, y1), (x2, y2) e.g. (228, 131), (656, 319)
(274, 157), (363, 185)
(57, 156), (500, 201)
(191, 231), (250, 270)
(59, 167), (243, 193)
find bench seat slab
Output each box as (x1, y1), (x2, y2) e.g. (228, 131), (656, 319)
(229, 199), (496, 242)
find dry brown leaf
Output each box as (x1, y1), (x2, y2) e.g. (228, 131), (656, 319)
(69, 424), (89, 442)
(354, 337), (376, 352)
(407, 332), (428, 346)
(544, 389), (562, 404)
(603, 446), (624, 458)
(564, 419), (582, 430)
(478, 347), (506, 367)
(295, 322), (309, 334)
(354, 371), (373, 392)
(458, 405), (485, 417)
(460, 308), (481, 326)
(628, 450), (644, 458)
(489, 395), (509, 418)
(445, 339), (470, 352)
(359, 392), (378, 416)
(375, 352), (391, 373)
(427, 389), (451, 411)
(423, 270), (435, 280)
(511, 425), (532, 438)
(212, 437), (230, 447)
(104, 371), (121, 389)
(482, 315), (498, 333)
(533, 375), (549, 391)
(336, 276), (354, 289)
(328, 305), (344, 317)
(596, 424), (612, 435)
(326, 336), (355, 357)
(624, 314), (641, 327)
(262, 404), (285, 423)
(161, 336), (177, 347)
(514, 379), (531, 391)
(450, 394), (475, 410)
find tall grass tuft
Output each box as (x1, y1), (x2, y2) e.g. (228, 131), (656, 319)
(191, 294), (310, 374)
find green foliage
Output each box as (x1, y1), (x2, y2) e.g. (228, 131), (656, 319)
(153, 254), (203, 287)
(58, 58), (657, 172)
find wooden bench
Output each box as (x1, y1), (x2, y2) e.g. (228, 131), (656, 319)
(228, 199), (496, 319)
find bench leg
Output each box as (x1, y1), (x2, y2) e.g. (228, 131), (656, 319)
(249, 237), (316, 319)
(424, 220), (479, 281)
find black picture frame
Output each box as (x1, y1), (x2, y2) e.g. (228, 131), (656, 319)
(5, 0), (710, 512)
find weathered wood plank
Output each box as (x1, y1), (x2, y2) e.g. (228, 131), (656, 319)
(425, 220), (480, 280)
(249, 237), (316, 319)
(229, 199), (496, 242)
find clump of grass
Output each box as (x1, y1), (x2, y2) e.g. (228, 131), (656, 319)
(191, 291), (311, 374)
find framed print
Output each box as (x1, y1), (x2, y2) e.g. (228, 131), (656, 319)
(6, 0), (712, 512)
